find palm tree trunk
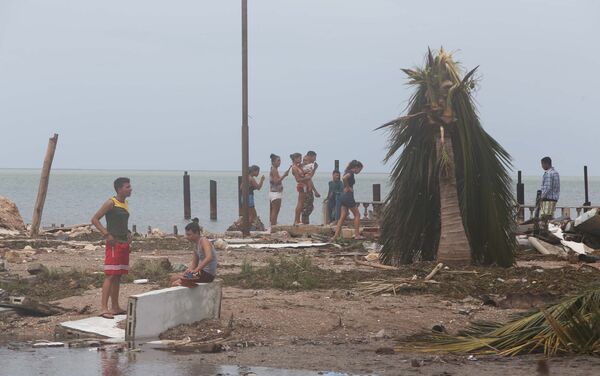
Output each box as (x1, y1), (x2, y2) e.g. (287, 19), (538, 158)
(436, 133), (471, 265)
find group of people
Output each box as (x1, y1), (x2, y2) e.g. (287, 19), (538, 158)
(246, 151), (365, 239)
(89, 155), (365, 318)
(90, 178), (217, 319)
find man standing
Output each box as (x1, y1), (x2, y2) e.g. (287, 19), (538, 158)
(540, 157), (560, 229)
(91, 177), (132, 319)
(301, 151), (320, 224)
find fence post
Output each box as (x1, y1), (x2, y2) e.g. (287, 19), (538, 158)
(517, 171), (525, 221)
(210, 180), (217, 220)
(183, 171), (191, 220)
(334, 160), (339, 171)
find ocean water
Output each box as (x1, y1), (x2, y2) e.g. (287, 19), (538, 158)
(0, 169), (390, 233)
(0, 169), (598, 233)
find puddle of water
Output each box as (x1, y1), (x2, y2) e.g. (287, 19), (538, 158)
(0, 346), (360, 376)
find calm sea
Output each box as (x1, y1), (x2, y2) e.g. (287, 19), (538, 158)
(0, 169), (598, 233)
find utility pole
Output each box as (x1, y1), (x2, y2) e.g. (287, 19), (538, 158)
(241, 0), (250, 235)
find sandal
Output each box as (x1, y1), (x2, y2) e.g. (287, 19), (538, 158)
(111, 309), (127, 316)
(99, 312), (114, 319)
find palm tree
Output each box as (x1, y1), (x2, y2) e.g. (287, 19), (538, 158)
(378, 48), (515, 267)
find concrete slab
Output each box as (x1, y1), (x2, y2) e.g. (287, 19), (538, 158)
(126, 280), (222, 340)
(227, 242), (331, 249)
(58, 315), (126, 340)
(0, 307), (16, 316)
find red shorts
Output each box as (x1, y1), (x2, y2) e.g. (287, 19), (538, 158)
(104, 242), (130, 275)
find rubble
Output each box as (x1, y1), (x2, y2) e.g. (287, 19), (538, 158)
(0, 196), (26, 232)
(26, 263), (47, 275)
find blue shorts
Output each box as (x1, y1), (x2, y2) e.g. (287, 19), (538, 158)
(248, 194), (255, 208)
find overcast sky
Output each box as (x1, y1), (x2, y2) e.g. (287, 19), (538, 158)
(0, 0), (598, 175)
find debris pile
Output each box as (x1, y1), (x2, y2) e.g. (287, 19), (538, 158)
(0, 196), (26, 234)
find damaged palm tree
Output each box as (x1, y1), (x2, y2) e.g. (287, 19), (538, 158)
(378, 49), (515, 267)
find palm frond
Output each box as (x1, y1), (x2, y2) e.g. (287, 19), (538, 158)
(407, 288), (600, 356)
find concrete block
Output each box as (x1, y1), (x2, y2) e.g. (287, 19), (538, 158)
(125, 279), (222, 340)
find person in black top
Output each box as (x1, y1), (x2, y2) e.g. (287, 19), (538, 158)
(334, 160), (364, 240)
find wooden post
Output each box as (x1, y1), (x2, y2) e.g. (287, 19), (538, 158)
(334, 160), (339, 171)
(147, 226), (152, 235)
(372, 184), (381, 202)
(183, 171), (191, 220)
(238, 176), (243, 216)
(210, 180), (217, 220)
(173, 225), (178, 235)
(241, 0), (250, 236)
(584, 165), (591, 210)
(30, 133), (59, 237)
(132, 224), (137, 234)
(517, 171), (525, 221)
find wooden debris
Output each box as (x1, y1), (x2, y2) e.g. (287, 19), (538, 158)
(424, 263), (444, 281)
(0, 296), (66, 316)
(354, 259), (399, 271)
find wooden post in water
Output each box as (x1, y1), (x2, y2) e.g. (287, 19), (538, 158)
(30, 133), (59, 237)
(334, 160), (339, 171)
(372, 183), (382, 218)
(517, 171), (525, 221)
(584, 166), (591, 210)
(173, 225), (178, 235)
(183, 171), (191, 220)
(210, 180), (217, 220)
(240, 0), (250, 236)
(132, 224), (137, 234)
(372, 184), (381, 202)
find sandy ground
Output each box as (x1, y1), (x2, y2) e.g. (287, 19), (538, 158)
(2, 235), (600, 375)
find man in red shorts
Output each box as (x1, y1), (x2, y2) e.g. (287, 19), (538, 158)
(91, 177), (132, 319)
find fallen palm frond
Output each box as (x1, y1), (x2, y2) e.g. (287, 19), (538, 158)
(357, 278), (439, 296)
(404, 288), (600, 356)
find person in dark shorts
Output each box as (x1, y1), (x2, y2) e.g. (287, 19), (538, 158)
(171, 221), (217, 285)
(91, 177), (133, 319)
(247, 165), (265, 228)
(326, 170), (343, 224)
(334, 160), (364, 240)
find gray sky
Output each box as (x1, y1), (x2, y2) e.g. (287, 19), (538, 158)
(0, 0), (598, 175)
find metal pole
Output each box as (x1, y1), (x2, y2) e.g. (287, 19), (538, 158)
(241, 0), (250, 235)
(334, 160), (339, 171)
(183, 171), (191, 220)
